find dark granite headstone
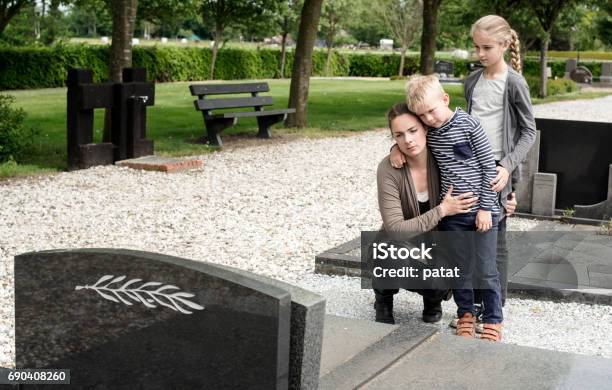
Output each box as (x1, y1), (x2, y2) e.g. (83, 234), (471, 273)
(434, 60), (454, 78)
(215, 264), (326, 390)
(536, 118), (612, 209)
(15, 249), (291, 389)
(569, 65), (592, 84)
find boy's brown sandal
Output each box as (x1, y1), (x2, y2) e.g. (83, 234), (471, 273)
(480, 323), (503, 342)
(456, 313), (476, 338)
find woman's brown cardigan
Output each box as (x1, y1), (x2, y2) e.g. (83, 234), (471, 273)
(376, 150), (444, 232)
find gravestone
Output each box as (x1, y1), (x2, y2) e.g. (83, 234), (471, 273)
(515, 131), (540, 213)
(532, 173), (557, 216)
(536, 118), (612, 209)
(564, 59), (577, 79)
(601, 62), (612, 83)
(569, 65), (592, 84)
(66, 68), (155, 170)
(14, 249), (297, 389)
(467, 62), (484, 73)
(66, 69), (115, 169)
(434, 60), (454, 79)
(574, 164), (612, 220)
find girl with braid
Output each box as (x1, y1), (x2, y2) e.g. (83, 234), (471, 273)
(464, 15), (536, 326)
(390, 15), (535, 338)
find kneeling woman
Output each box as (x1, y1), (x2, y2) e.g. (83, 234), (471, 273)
(374, 103), (477, 324)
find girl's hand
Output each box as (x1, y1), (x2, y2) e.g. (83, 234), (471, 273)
(475, 209), (492, 232)
(390, 144), (406, 169)
(505, 192), (517, 216)
(440, 185), (478, 217)
(491, 166), (509, 192)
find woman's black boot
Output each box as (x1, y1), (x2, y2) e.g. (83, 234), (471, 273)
(422, 296), (443, 323)
(374, 300), (395, 324)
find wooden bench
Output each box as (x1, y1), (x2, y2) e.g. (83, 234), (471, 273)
(190, 82), (295, 146)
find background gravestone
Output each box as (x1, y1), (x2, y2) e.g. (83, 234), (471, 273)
(601, 62), (612, 83)
(564, 59), (577, 79)
(536, 118), (612, 209)
(569, 66), (593, 84)
(515, 131), (540, 213)
(15, 249), (291, 389)
(434, 60), (454, 79)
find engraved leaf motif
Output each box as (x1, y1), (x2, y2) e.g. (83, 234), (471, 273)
(75, 275), (204, 314)
(95, 289), (119, 303)
(92, 275), (114, 287)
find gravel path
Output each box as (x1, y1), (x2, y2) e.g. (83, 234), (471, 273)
(533, 93), (612, 122)
(1, 94), (612, 368)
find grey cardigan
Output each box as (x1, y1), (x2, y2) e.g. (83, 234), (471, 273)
(464, 67), (536, 210)
(377, 151), (444, 232)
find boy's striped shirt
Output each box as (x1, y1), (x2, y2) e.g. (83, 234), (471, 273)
(426, 108), (499, 213)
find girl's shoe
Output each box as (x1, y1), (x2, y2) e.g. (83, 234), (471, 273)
(480, 323), (503, 342)
(455, 312), (476, 338)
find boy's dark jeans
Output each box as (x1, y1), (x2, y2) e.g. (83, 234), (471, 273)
(475, 216), (508, 306)
(438, 212), (503, 324)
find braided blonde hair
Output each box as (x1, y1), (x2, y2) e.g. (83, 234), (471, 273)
(471, 15), (522, 73)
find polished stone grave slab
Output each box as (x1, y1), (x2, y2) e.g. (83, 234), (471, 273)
(318, 315), (436, 389)
(318, 315), (612, 390)
(15, 249), (292, 389)
(361, 333), (612, 390)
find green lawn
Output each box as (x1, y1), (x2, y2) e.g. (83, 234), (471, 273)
(3, 79), (611, 178)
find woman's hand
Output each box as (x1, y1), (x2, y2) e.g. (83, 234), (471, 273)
(440, 185), (478, 217)
(490, 166), (509, 192)
(505, 192), (517, 216)
(390, 144), (406, 169)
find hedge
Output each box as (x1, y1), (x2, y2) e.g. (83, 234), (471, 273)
(0, 44), (606, 90)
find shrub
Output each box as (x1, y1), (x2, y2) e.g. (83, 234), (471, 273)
(0, 94), (36, 162)
(525, 76), (578, 97)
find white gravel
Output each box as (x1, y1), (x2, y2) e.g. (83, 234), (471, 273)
(1, 94), (612, 368)
(533, 93), (612, 122)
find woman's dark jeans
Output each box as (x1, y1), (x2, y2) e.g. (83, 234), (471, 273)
(438, 212), (503, 324)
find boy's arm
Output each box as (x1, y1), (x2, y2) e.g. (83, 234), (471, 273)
(468, 118), (498, 211)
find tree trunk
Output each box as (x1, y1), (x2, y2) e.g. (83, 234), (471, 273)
(419, 0), (441, 75)
(108, 0), (138, 83)
(286, 0), (324, 128)
(43, 0), (61, 45)
(210, 22), (223, 80)
(280, 31), (288, 78)
(325, 42), (333, 76)
(103, 0), (138, 142)
(539, 36), (549, 98)
(399, 24), (410, 77)
(399, 45), (407, 77)
(0, 0), (30, 37)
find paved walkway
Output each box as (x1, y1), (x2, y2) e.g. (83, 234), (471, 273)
(507, 221), (612, 303)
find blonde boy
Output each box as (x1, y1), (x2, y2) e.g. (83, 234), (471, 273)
(404, 75), (504, 340)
